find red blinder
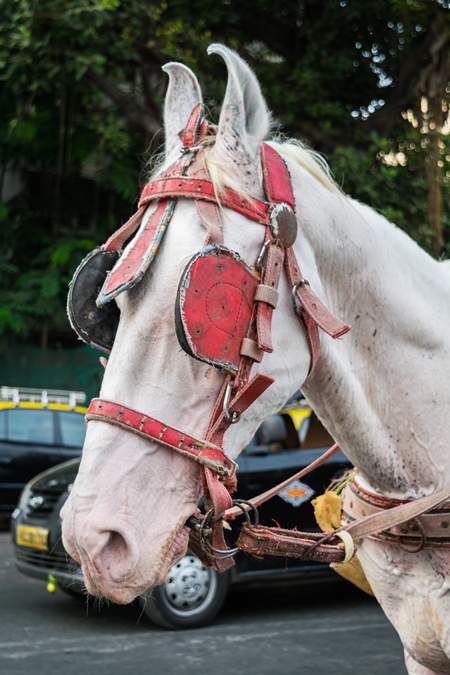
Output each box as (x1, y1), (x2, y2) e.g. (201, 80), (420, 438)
(175, 245), (260, 374)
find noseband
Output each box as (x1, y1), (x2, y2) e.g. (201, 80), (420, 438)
(69, 104), (349, 569)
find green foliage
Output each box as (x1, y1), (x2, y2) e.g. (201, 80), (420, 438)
(0, 0), (449, 345)
(329, 135), (429, 248)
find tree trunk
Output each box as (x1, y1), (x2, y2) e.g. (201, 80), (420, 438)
(425, 96), (444, 257)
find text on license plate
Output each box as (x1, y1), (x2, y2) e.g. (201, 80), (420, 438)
(16, 525), (49, 551)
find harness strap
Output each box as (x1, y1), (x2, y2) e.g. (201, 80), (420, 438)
(138, 177), (271, 224)
(256, 236), (284, 353)
(98, 199), (174, 305)
(86, 399), (236, 484)
(342, 478), (450, 540)
(187, 150), (224, 245)
(285, 248), (350, 340)
(207, 373), (275, 448)
(260, 143), (295, 209)
(103, 206), (147, 253)
(240, 337), (264, 362)
(182, 103), (204, 149)
(340, 478), (450, 542)
(225, 443), (342, 519)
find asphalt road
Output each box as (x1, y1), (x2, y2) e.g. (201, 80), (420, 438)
(0, 530), (408, 675)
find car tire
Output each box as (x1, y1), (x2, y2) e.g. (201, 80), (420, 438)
(138, 553), (230, 630)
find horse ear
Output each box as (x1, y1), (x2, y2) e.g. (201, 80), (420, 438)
(207, 44), (271, 190)
(162, 62), (203, 156)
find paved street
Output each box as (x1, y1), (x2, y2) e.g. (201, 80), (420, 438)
(0, 530), (407, 675)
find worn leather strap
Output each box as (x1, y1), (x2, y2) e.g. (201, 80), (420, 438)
(237, 525), (346, 564)
(260, 143), (295, 209)
(225, 443), (342, 519)
(86, 399), (236, 480)
(254, 284), (279, 309)
(256, 239), (284, 353)
(138, 177), (271, 224)
(240, 337), (264, 363)
(207, 373), (275, 448)
(182, 103), (204, 149)
(99, 199), (173, 304)
(339, 480), (450, 542)
(103, 206), (147, 252)
(285, 247), (350, 340)
(341, 477), (450, 541)
(188, 150), (224, 245)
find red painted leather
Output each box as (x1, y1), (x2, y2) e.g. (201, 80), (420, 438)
(101, 200), (170, 299)
(207, 373), (274, 448)
(260, 143), (295, 208)
(86, 399), (236, 480)
(138, 177), (271, 224)
(103, 206), (147, 252)
(182, 103), (203, 148)
(178, 247), (260, 373)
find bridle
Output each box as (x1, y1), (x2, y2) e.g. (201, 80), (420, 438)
(69, 104), (350, 569)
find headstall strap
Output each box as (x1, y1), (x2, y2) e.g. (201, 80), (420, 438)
(82, 105), (353, 570)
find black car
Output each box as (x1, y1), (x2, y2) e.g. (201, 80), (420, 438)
(11, 400), (350, 629)
(0, 387), (87, 514)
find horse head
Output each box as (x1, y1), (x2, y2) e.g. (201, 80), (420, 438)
(61, 45), (341, 603)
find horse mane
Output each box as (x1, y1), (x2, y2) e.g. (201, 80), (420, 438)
(203, 137), (342, 199)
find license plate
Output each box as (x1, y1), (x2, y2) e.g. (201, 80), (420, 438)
(16, 524), (49, 551)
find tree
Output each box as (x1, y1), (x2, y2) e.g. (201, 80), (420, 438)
(1, 0), (449, 346)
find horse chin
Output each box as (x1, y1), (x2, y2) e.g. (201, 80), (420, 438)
(79, 524), (191, 605)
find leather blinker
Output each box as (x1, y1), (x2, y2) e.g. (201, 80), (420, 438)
(67, 247), (120, 354)
(175, 245), (260, 374)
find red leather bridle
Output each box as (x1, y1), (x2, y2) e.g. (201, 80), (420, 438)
(85, 104), (349, 569)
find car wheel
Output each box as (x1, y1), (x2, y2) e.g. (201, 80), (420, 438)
(139, 553), (230, 630)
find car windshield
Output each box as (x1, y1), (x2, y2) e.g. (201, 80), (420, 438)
(58, 411), (86, 447)
(0, 409), (54, 444)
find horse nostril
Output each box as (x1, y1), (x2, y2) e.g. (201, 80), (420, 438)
(106, 531), (128, 558)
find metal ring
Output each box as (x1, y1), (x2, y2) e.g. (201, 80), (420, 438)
(301, 530), (335, 560)
(230, 499), (260, 527)
(223, 382), (241, 424)
(395, 518), (426, 553)
(200, 508), (238, 559)
(203, 540), (240, 559)
(199, 500), (260, 559)
(291, 278), (310, 316)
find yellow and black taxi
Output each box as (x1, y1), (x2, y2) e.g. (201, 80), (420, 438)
(0, 386), (87, 518)
(11, 393), (350, 629)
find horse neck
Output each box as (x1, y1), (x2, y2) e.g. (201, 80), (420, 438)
(292, 168), (450, 498)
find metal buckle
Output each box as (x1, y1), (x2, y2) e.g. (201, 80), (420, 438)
(223, 381), (241, 424)
(255, 238), (277, 272)
(395, 518), (426, 553)
(291, 278), (310, 316)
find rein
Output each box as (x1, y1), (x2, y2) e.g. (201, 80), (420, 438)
(83, 104), (352, 570)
